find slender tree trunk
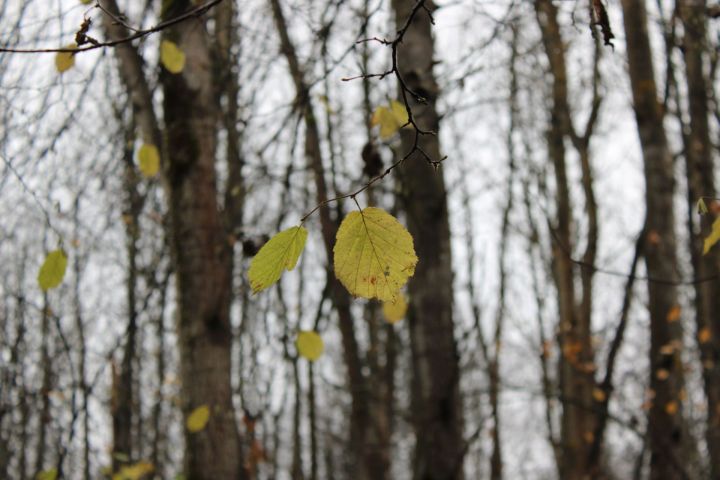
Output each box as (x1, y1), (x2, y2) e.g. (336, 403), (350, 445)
(268, 1), (385, 478)
(677, 1), (720, 476)
(534, 2), (603, 477)
(113, 120), (141, 470)
(620, 0), (695, 477)
(390, 1), (464, 478)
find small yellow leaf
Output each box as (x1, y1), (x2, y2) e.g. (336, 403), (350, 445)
(697, 198), (709, 215)
(38, 249), (68, 291)
(382, 294), (408, 323)
(55, 44), (76, 73)
(666, 305), (681, 323)
(371, 100), (409, 139)
(703, 217), (720, 254)
(296, 331), (324, 361)
(248, 226), (308, 293)
(112, 461), (154, 480)
(137, 144), (160, 177)
(160, 40), (185, 74)
(592, 388), (606, 402)
(186, 405), (210, 432)
(698, 327), (712, 344)
(665, 401), (678, 415)
(80, 0), (93, 4)
(36, 469), (58, 480)
(656, 369), (670, 380)
(334, 208), (417, 301)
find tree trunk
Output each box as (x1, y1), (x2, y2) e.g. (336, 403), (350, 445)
(534, 2), (600, 477)
(391, 1), (464, 478)
(620, 0), (695, 477)
(268, 1), (386, 478)
(677, 0), (720, 476)
(160, 3), (241, 478)
(102, 1), (244, 477)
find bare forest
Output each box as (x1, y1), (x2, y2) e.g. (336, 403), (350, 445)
(1, 0), (720, 479)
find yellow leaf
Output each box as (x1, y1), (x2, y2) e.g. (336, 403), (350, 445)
(38, 249), (68, 291)
(592, 388), (606, 402)
(80, 0), (93, 4)
(371, 100), (409, 139)
(704, 217), (720, 254)
(186, 405), (210, 432)
(697, 198), (709, 215)
(55, 44), (76, 73)
(666, 305), (681, 323)
(656, 369), (670, 380)
(296, 331), (324, 361)
(112, 461), (154, 480)
(160, 40), (185, 74)
(665, 401), (678, 415)
(698, 327), (712, 344)
(248, 226), (308, 293)
(137, 144), (160, 177)
(36, 469), (58, 480)
(382, 294), (408, 323)
(334, 207), (417, 301)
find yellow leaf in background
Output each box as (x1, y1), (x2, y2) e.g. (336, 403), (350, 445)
(592, 388), (606, 402)
(112, 461), (154, 480)
(703, 217), (720, 254)
(38, 249), (68, 291)
(186, 405), (210, 432)
(666, 305), (681, 323)
(698, 327), (712, 344)
(36, 469), (58, 480)
(248, 226), (307, 294)
(697, 198), (709, 215)
(137, 144), (160, 177)
(382, 294), (408, 323)
(665, 401), (678, 415)
(334, 208), (417, 301)
(160, 40), (185, 74)
(371, 100), (409, 139)
(296, 331), (324, 361)
(80, 0), (93, 4)
(55, 44), (76, 73)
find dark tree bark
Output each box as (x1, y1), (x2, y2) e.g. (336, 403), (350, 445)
(677, 0), (720, 476)
(390, 1), (464, 478)
(102, 1), (245, 477)
(620, 0), (696, 477)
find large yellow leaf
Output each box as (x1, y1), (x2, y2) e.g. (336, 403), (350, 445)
(382, 294), (408, 323)
(296, 331), (324, 361)
(334, 208), (417, 301)
(703, 217), (720, 254)
(55, 44), (76, 74)
(137, 144), (160, 177)
(248, 226), (308, 293)
(38, 249), (68, 291)
(371, 100), (409, 140)
(186, 405), (210, 432)
(112, 461), (154, 480)
(160, 40), (185, 74)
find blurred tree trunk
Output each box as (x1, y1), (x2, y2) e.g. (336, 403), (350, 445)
(112, 114), (141, 471)
(268, 1), (385, 478)
(103, 1), (244, 477)
(620, 0), (696, 477)
(677, 0), (720, 476)
(160, 2), (241, 478)
(534, 1), (601, 477)
(391, 1), (464, 478)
